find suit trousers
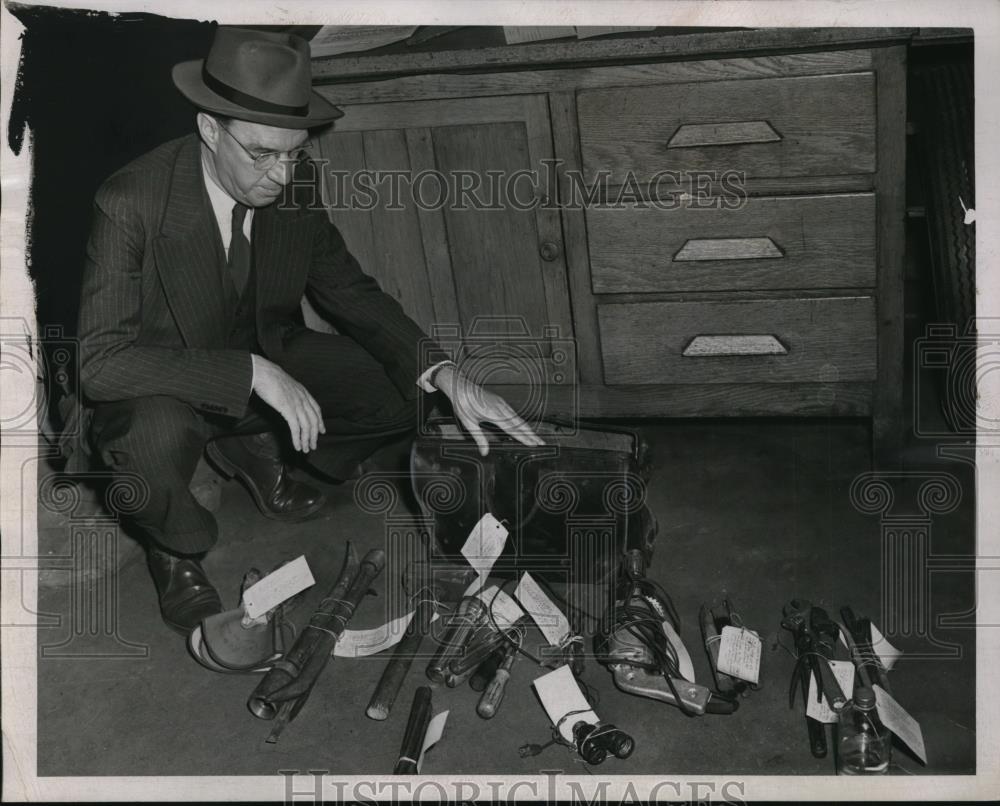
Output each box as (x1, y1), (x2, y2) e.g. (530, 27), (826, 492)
(88, 330), (426, 554)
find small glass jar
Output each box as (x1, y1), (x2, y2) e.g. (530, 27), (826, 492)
(836, 686), (892, 774)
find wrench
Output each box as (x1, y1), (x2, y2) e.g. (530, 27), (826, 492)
(782, 599), (847, 713)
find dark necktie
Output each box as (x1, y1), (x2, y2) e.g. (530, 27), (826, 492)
(228, 202), (251, 296)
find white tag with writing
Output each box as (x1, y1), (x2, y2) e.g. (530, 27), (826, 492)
(476, 585), (525, 630)
(417, 710), (449, 773)
(334, 610), (440, 658)
(242, 555), (315, 620)
(806, 659), (857, 724)
(461, 513), (509, 579)
(532, 664), (598, 743)
(514, 572), (571, 646)
(716, 625), (761, 684)
(874, 684), (927, 764)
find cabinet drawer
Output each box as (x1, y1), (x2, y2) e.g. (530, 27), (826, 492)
(587, 193), (876, 293)
(577, 72), (876, 183)
(598, 296), (876, 385)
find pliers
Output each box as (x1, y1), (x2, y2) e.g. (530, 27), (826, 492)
(781, 599), (848, 758)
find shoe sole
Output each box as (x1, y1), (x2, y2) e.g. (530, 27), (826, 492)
(162, 613), (207, 636)
(205, 441), (327, 523)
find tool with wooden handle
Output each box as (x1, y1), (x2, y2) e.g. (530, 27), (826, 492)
(477, 639), (518, 719)
(425, 595), (486, 684)
(700, 604), (738, 697)
(366, 598), (435, 720)
(393, 686), (433, 775)
(248, 544), (385, 742)
(469, 648), (504, 692)
(840, 606), (892, 695)
(444, 624), (520, 687)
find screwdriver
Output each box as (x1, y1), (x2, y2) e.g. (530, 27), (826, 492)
(476, 639), (519, 719)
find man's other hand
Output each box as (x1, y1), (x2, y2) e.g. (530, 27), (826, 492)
(432, 364), (544, 456)
(250, 355), (325, 452)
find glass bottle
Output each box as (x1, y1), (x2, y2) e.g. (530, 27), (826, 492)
(836, 686), (891, 774)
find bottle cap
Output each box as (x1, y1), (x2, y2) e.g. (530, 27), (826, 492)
(854, 686), (876, 708)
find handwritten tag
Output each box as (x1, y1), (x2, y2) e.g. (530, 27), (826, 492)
(806, 659), (856, 723)
(477, 585), (525, 630)
(717, 625), (761, 684)
(532, 664), (598, 742)
(514, 572), (571, 646)
(874, 685), (927, 764)
(461, 513), (509, 579)
(417, 710), (449, 773)
(241, 555), (315, 620)
(334, 610), (440, 658)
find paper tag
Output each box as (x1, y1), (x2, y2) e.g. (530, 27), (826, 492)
(416, 710), (449, 773)
(870, 623), (902, 671)
(334, 610), (439, 658)
(806, 659), (857, 723)
(461, 513), (509, 579)
(514, 572), (571, 646)
(241, 555), (315, 620)
(662, 620), (696, 682)
(874, 685), (927, 764)
(532, 664), (599, 743)
(477, 585), (525, 631)
(839, 621), (902, 672)
(716, 625), (761, 684)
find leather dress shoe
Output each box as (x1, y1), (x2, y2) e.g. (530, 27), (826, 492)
(147, 547), (223, 634)
(206, 432), (326, 521)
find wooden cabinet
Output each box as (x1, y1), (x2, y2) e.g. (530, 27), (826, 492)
(576, 72), (877, 181)
(312, 95), (574, 406)
(585, 193), (878, 293)
(312, 31), (908, 462)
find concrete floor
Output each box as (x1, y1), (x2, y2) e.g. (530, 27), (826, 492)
(35, 411), (976, 778)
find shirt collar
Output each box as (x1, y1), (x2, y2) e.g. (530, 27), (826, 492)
(200, 146), (254, 235)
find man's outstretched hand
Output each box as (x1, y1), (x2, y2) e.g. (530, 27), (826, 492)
(432, 364), (544, 456)
(250, 355), (325, 452)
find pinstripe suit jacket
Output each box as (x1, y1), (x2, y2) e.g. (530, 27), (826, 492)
(77, 134), (437, 423)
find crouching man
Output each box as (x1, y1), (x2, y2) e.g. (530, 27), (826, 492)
(78, 27), (541, 634)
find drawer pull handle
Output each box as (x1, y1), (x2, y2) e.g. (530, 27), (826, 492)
(667, 121), (782, 149)
(682, 335), (788, 357)
(674, 237), (784, 262)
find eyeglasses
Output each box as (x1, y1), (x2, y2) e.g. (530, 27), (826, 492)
(217, 121), (313, 171)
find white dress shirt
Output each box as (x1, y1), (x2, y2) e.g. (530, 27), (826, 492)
(202, 159), (253, 258)
(201, 152), (451, 392)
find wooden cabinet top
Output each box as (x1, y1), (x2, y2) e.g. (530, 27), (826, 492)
(311, 27), (919, 83)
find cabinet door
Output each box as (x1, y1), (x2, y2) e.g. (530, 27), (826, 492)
(313, 95), (575, 397)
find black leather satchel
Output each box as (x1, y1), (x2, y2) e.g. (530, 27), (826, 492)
(410, 418), (657, 594)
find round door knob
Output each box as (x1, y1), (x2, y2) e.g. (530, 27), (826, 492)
(539, 241), (561, 262)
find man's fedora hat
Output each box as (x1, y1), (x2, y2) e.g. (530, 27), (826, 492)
(172, 27), (343, 129)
